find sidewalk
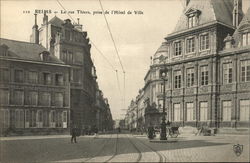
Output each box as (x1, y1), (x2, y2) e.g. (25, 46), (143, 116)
(0, 134), (98, 141)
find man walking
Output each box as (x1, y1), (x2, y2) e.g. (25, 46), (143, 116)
(71, 125), (77, 143)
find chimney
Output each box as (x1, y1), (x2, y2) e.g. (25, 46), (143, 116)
(186, 0), (190, 6)
(233, 0), (243, 28)
(43, 12), (48, 25)
(30, 14), (39, 44)
(74, 18), (83, 31)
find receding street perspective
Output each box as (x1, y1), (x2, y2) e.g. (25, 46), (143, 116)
(0, 0), (250, 162)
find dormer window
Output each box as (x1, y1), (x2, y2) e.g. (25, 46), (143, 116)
(39, 51), (50, 61)
(242, 32), (250, 46)
(188, 14), (196, 28)
(185, 8), (200, 29)
(0, 44), (9, 56)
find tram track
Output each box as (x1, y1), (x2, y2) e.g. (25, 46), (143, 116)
(83, 133), (166, 163)
(83, 133), (114, 162)
(132, 135), (167, 163)
(126, 134), (142, 162)
(104, 133), (118, 163)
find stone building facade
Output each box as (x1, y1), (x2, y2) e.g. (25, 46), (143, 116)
(30, 13), (107, 131)
(0, 14), (113, 135)
(95, 88), (113, 131)
(125, 0), (250, 131)
(0, 38), (70, 135)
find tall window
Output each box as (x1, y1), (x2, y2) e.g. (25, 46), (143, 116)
(0, 109), (10, 128)
(65, 30), (70, 41)
(174, 103), (181, 121)
(0, 89), (9, 105)
(36, 110), (43, 128)
(200, 102), (208, 121)
(200, 34), (209, 50)
(50, 110), (56, 128)
(14, 70), (23, 82)
(62, 111), (67, 128)
(55, 74), (63, 86)
(73, 69), (81, 83)
(63, 111), (67, 123)
(223, 63), (233, 84)
(186, 68), (194, 87)
(174, 70), (182, 88)
(28, 71), (38, 84)
(174, 41), (182, 56)
(13, 90), (24, 105)
(242, 32), (250, 46)
(201, 66), (208, 86)
(186, 102), (195, 121)
(222, 101), (231, 121)
(25, 110), (30, 128)
(43, 111), (49, 127)
(15, 109), (24, 128)
(39, 92), (51, 106)
(30, 110), (36, 127)
(241, 60), (250, 82)
(55, 93), (63, 107)
(28, 91), (38, 106)
(240, 100), (249, 121)
(186, 37), (195, 53)
(56, 112), (62, 127)
(0, 68), (9, 82)
(188, 15), (196, 28)
(43, 73), (51, 85)
(68, 51), (73, 64)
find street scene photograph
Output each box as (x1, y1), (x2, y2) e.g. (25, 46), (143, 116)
(0, 0), (250, 162)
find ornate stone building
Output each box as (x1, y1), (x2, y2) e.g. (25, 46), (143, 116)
(126, 0), (250, 132)
(30, 13), (99, 130)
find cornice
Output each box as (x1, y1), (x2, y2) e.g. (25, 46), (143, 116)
(165, 21), (235, 41)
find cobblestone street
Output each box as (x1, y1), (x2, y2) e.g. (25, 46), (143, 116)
(0, 133), (249, 162)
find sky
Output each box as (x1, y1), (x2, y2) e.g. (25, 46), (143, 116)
(1, 0), (249, 120)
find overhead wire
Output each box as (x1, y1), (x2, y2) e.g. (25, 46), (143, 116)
(56, 0), (123, 104)
(98, 0), (125, 73)
(98, 0), (127, 114)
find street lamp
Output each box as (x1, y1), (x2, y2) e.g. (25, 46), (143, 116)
(160, 69), (167, 140)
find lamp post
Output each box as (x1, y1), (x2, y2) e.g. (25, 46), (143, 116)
(160, 69), (167, 140)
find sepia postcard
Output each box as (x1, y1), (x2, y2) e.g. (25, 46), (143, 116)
(0, 0), (249, 162)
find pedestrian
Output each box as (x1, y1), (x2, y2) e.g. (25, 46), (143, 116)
(94, 125), (98, 137)
(71, 125), (77, 143)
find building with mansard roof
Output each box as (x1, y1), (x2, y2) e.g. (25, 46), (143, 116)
(0, 38), (71, 135)
(30, 13), (113, 132)
(126, 0), (249, 133)
(0, 13), (113, 135)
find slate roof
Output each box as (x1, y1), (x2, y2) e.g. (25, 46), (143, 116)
(154, 42), (168, 59)
(0, 38), (64, 64)
(48, 16), (64, 27)
(172, 0), (235, 34)
(233, 8), (250, 46)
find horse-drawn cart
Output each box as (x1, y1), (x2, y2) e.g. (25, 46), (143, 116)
(166, 126), (179, 138)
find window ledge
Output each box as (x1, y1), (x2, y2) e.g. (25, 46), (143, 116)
(186, 52), (196, 55)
